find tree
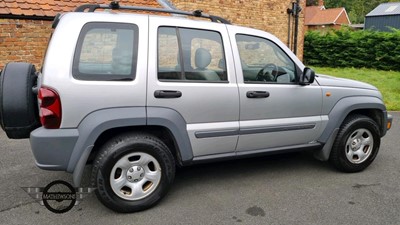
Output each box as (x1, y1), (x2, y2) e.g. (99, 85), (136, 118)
(323, 0), (399, 24)
(306, 0), (318, 6)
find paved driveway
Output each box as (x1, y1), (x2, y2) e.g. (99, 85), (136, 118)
(0, 112), (399, 225)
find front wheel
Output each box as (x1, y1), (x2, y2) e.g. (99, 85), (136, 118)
(91, 133), (175, 213)
(330, 115), (381, 172)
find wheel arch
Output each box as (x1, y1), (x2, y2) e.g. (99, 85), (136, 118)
(88, 125), (184, 167)
(315, 96), (387, 161)
(70, 107), (192, 187)
(346, 109), (384, 136)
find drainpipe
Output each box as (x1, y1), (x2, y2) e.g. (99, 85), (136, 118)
(293, 0), (302, 55)
(287, 7), (293, 47)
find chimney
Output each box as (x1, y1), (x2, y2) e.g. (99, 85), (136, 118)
(318, 0), (324, 6)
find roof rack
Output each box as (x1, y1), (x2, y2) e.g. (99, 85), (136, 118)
(74, 1), (231, 24)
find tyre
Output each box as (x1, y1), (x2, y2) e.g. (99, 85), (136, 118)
(0, 62), (40, 139)
(330, 115), (381, 172)
(91, 133), (175, 213)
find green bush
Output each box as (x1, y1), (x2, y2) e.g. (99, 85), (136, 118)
(304, 28), (400, 71)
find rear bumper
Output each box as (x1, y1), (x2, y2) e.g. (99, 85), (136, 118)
(30, 127), (79, 171)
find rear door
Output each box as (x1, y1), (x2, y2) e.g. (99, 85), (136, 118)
(147, 17), (239, 158)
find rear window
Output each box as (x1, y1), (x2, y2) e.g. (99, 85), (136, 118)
(72, 22), (138, 81)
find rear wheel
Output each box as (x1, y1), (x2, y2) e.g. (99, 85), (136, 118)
(91, 133), (175, 213)
(0, 62), (40, 139)
(330, 115), (381, 172)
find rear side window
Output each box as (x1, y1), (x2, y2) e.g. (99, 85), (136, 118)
(73, 22), (138, 81)
(158, 27), (227, 82)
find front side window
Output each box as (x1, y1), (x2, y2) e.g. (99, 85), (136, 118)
(73, 22), (138, 81)
(236, 34), (296, 84)
(158, 27), (227, 82)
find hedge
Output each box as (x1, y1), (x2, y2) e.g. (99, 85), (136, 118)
(304, 28), (400, 71)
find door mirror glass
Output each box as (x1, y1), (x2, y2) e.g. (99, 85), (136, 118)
(300, 67), (315, 85)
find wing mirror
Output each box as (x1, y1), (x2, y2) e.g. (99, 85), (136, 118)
(299, 67), (315, 85)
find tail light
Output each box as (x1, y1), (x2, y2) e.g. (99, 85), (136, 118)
(38, 87), (62, 129)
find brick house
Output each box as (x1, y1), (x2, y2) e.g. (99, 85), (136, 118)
(305, 0), (350, 31)
(0, 0), (306, 70)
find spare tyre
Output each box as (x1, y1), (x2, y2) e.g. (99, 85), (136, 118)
(0, 62), (40, 139)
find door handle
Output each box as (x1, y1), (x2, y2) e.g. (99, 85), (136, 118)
(154, 90), (182, 98)
(246, 91), (270, 98)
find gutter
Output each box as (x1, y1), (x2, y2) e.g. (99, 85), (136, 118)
(0, 14), (54, 21)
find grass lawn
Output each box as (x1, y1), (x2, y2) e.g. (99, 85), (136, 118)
(310, 67), (400, 111)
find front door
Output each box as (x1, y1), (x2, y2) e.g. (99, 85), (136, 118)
(229, 28), (325, 152)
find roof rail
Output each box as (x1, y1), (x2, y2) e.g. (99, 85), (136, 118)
(74, 1), (231, 24)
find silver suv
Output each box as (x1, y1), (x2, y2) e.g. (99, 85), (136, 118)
(0, 2), (392, 213)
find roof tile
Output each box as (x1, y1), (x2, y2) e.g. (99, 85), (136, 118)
(32, 9), (44, 16)
(30, 4), (40, 10)
(305, 6), (349, 25)
(24, 8), (34, 15)
(6, 2), (19, 8)
(9, 7), (23, 15)
(43, 9), (55, 17)
(0, 8), (11, 14)
(19, 3), (30, 9)
(51, 5), (61, 11)
(42, 4), (51, 10)
(0, 0), (160, 17)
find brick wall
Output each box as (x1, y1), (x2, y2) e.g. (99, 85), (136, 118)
(336, 11), (350, 25)
(0, 19), (52, 70)
(0, 0), (305, 70)
(171, 0), (305, 60)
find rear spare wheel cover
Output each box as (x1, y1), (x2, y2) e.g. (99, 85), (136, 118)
(0, 62), (40, 139)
